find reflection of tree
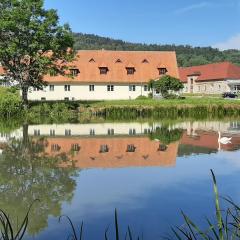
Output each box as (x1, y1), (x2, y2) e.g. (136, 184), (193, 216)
(0, 124), (78, 235)
(149, 126), (183, 145)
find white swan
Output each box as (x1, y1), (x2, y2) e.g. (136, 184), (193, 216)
(218, 131), (232, 144)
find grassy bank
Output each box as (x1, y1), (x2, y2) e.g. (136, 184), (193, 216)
(85, 98), (240, 119)
(1, 86), (240, 120)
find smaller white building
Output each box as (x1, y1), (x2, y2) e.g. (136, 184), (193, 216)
(179, 62), (240, 94)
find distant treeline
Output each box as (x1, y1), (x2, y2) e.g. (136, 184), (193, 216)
(73, 33), (240, 67)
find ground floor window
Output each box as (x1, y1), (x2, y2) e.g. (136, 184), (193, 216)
(49, 85), (54, 91)
(89, 85), (95, 91)
(129, 85), (136, 91)
(234, 85), (240, 91)
(107, 85), (114, 91)
(64, 85), (70, 91)
(144, 85), (148, 91)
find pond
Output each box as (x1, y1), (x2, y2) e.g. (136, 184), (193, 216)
(1, 119), (240, 239)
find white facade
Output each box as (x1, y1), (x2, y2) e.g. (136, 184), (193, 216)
(28, 83), (150, 101)
(182, 76), (234, 94)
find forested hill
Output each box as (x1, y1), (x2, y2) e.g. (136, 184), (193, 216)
(73, 33), (240, 67)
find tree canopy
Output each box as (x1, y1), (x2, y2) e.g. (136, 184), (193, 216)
(153, 75), (184, 98)
(0, 0), (74, 106)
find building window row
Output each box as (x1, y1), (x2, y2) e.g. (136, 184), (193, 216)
(64, 67), (167, 76)
(42, 84), (149, 93)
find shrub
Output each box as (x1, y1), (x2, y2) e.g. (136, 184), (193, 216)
(0, 88), (22, 117)
(136, 95), (148, 100)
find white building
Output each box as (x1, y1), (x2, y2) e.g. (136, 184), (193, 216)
(179, 62), (240, 94)
(26, 50), (179, 101)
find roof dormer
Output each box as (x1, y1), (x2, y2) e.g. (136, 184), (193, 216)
(89, 58), (95, 63)
(142, 59), (149, 63)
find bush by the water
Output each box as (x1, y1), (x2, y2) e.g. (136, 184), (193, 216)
(0, 87), (22, 117)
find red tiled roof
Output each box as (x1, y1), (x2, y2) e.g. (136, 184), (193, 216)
(179, 62), (240, 83)
(45, 50), (179, 83)
(43, 136), (178, 168)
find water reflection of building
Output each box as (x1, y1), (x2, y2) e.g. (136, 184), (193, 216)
(43, 137), (178, 168)
(180, 130), (240, 152)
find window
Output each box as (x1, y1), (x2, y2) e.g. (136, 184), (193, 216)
(129, 128), (136, 135)
(90, 129), (95, 135)
(71, 144), (80, 152)
(107, 85), (114, 91)
(34, 129), (40, 136)
(126, 144), (136, 152)
(99, 145), (109, 153)
(107, 129), (114, 135)
(64, 85), (71, 91)
(116, 59), (122, 63)
(99, 67), (108, 74)
(50, 129), (55, 136)
(41, 97), (46, 101)
(65, 129), (71, 136)
(89, 85), (95, 92)
(158, 68), (167, 75)
(51, 144), (61, 152)
(190, 78), (194, 84)
(64, 97), (69, 101)
(126, 67), (135, 75)
(142, 59), (149, 63)
(158, 144), (168, 152)
(129, 85), (136, 91)
(49, 85), (54, 91)
(144, 85), (148, 91)
(33, 87), (39, 91)
(70, 68), (80, 76)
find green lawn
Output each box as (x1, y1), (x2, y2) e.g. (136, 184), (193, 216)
(88, 97), (240, 108)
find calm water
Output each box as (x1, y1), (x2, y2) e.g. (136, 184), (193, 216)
(1, 119), (240, 239)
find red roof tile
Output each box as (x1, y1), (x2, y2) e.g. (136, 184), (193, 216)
(179, 62), (240, 83)
(45, 50), (179, 83)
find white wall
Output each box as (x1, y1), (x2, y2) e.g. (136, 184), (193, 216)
(28, 83), (150, 101)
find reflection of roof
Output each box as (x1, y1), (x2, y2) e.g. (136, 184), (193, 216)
(44, 136), (178, 168)
(44, 50), (179, 83)
(179, 62), (240, 83)
(0, 66), (4, 75)
(180, 130), (240, 151)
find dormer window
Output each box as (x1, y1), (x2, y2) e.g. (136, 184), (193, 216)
(99, 144), (109, 153)
(116, 59), (122, 63)
(158, 68), (168, 75)
(70, 68), (80, 76)
(126, 67), (135, 75)
(142, 59), (149, 63)
(126, 144), (136, 152)
(89, 58), (95, 63)
(99, 67), (108, 75)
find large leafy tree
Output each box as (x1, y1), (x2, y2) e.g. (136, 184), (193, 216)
(0, 0), (74, 107)
(154, 75), (184, 98)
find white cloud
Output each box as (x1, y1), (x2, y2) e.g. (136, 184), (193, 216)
(174, 2), (211, 14)
(213, 34), (240, 50)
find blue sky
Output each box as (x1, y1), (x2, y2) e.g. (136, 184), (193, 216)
(44, 0), (240, 49)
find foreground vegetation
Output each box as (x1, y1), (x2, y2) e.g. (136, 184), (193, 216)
(73, 33), (240, 67)
(1, 86), (240, 121)
(1, 170), (240, 239)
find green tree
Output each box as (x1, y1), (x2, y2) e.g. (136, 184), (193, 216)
(0, 0), (74, 107)
(154, 75), (184, 98)
(147, 79), (155, 98)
